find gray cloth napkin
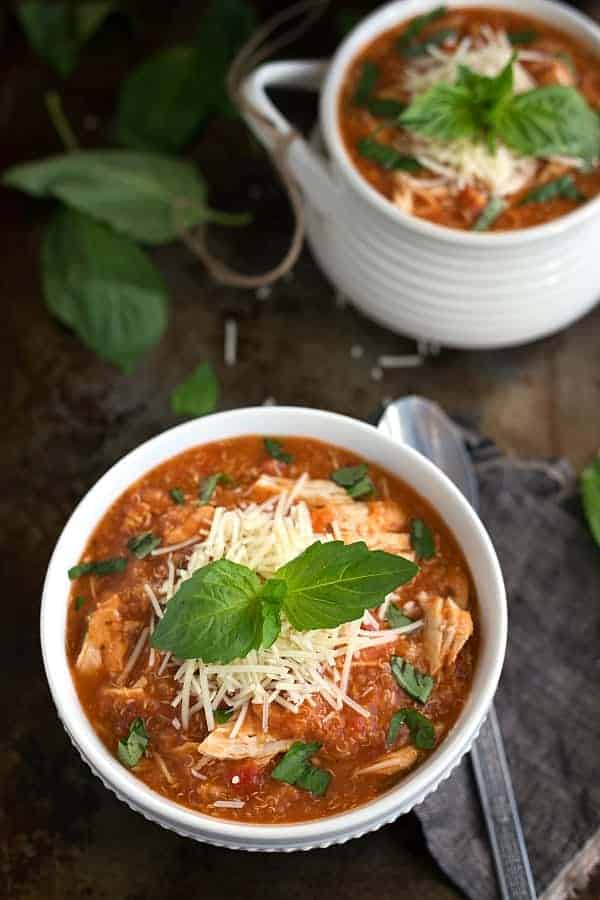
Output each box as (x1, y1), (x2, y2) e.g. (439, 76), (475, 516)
(415, 431), (600, 900)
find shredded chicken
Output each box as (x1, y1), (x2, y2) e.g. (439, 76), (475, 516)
(76, 594), (141, 677)
(158, 504), (214, 544)
(356, 746), (419, 776)
(419, 594), (474, 675)
(311, 500), (411, 556)
(198, 718), (293, 764)
(253, 474), (348, 506)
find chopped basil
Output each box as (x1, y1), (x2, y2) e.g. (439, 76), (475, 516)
(357, 136), (421, 172)
(472, 197), (506, 232)
(68, 557), (127, 579)
(264, 437), (293, 464)
(367, 97), (406, 119)
(387, 605), (413, 629)
(169, 487), (185, 504)
(391, 657), (434, 703)
(400, 27), (457, 59)
(271, 741), (331, 796)
(519, 174), (584, 205)
(387, 708), (436, 749)
(409, 518), (436, 559)
(127, 532), (161, 559)
(117, 717), (148, 767)
(353, 61), (379, 106)
(331, 463), (375, 499)
(74, 595), (87, 610)
(397, 6), (446, 54)
(199, 472), (233, 503)
(508, 29), (538, 45)
(214, 708), (234, 724)
(581, 457), (600, 547)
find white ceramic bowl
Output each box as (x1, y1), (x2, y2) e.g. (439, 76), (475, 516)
(242, 0), (600, 349)
(41, 407), (506, 851)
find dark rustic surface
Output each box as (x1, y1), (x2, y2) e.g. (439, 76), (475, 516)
(3, 2), (600, 898)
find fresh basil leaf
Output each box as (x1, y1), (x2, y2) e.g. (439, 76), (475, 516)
(397, 6), (446, 52)
(195, 0), (258, 118)
(409, 518), (436, 559)
(74, 595), (87, 610)
(457, 58), (514, 113)
(170, 488), (186, 505)
(367, 98), (406, 119)
(3, 150), (246, 245)
(472, 197), (506, 232)
(581, 457), (600, 547)
(264, 438), (293, 464)
(272, 741), (331, 796)
(331, 464), (375, 499)
(199, 472), (233, 502)
(277, 540), (419, 631)
(508, 29), (538, 45)
(519, 174), (584, 205)
(495, 86), (600, 162)
(68, 557), (127, 579)
(16, 1), (117, 78)
(353, 61), (379, 106)
(347, 477), (375, 499)
(357, 137), (421, 171)
(400, 82), (477, 142)
(387, 605), (413, 628)
(214, 708), (234, 724)
(259, 579), (286, 649)
(127, 532), (161, 559)
(391, 657), (434, 703)
(400, 28), (457, 59)
(388, 708), (436, 749)
(151, 558), (263, 663)
(41, 208), (167, 373)
(171, 362), (218, 418)
(117, 717), (148, 767)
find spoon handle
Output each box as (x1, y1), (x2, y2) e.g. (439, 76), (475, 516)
(378, 396), (536, 900)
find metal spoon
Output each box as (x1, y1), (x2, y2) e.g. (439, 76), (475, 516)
(378, 395), (537, 900)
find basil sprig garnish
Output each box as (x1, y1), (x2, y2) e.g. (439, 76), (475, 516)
(271, 741), (331, 796)
(117, 717), (149, 768)
(391, 657), (434, 703)
(519, 174), (584, 205)
(357, 137), (420, 172)
(387, 708), (436, 749)
(127, 532), (161, 559)
(199, 472), (233, 503)
(331, 463), (375, 499)
(400, 59), (600, 163)
(409, 518), (436, 559)
(581, 457), (600, 547)
(68, 557), (127, 579)
(264, 437), (293, 464)
(151, 540), (419, 663)
(473, 197), (506, 232)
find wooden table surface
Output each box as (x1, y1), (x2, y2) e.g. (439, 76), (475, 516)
(3, 2), (600, 898)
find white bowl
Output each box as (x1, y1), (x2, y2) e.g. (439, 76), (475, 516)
(41, 407), (506, 851)
(241, 0), (600, 349)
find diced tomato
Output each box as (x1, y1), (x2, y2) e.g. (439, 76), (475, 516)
(229, 760), (263, 792)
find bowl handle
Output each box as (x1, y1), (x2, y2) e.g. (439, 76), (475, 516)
(240, 60), (339, 216)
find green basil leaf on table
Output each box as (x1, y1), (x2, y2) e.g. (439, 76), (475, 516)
(41, 208), (168, 373)
(68, 557), (127, 579)
(272, 741), (331, 796)
(171, 362), (218, 418)
(16, 0), (117, 78)
(151, 558), (264, 663)
(518, 174), (585, 205)
(213, 708), (234, 724)
(169, 488), (186, 505)
(3, 150), (248, 245)
(117, 717), (149, 767)
(277, 540), (419, 631)
(391, 656), (435, 703)
(357, 137), (421, 172)
(127, 532), (161, 559)
(264, 438), (293, 464)
(387, 605), (414, 629)
(387, 708), (436, 749)
(581, 457), (600, 547)
(472, 197), (506, 232)
(194, 0), (257, 118)
(409, 518), (436, 559)
(199, 472), (233, 502)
